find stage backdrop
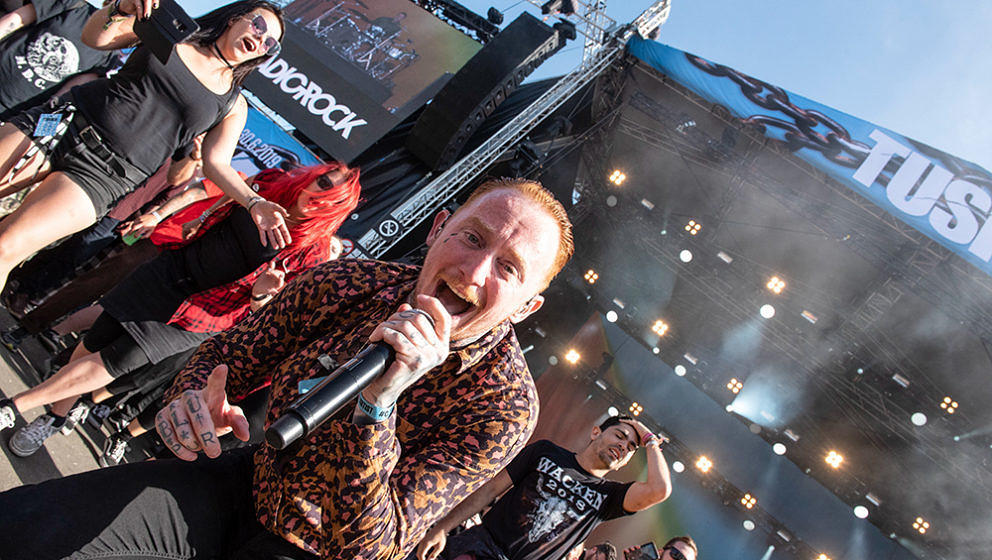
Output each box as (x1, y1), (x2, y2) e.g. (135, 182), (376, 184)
(231, 106), (322, 176)
(245, 0), (481, 162)
(627, 37), (992, 279)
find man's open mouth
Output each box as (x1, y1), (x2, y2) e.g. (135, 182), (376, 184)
(435, 280), (476, 317)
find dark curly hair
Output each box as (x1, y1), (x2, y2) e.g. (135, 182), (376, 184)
(186, 0), (284, 86)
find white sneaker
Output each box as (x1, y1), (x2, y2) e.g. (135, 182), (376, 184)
(60, 401), (91, 435)
(99, 434), (129, 467)
(9, 414), (60, 457)
(0, 404), (15, 431)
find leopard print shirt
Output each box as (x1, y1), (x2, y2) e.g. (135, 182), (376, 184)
(165, 259), (539, 559)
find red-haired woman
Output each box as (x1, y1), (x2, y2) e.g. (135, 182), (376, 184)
(0, 163), (361, 457)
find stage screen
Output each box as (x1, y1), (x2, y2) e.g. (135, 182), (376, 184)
(246, 0), (481, 162)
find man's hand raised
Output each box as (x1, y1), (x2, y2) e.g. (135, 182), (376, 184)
(155, 365), (250, 461)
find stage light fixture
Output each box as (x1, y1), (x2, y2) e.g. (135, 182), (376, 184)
(801, 310), (818, 323)
(608, 169), (626, 186)
(584, 269), (598, 284)
(940, 396), (958, 414)
(564, 349), (581, 364)
(628, 402), (643, 416)
(605, 310), (618, 323)
(766, 276), (786, 294)
(652, 347), (659, 354)
(548, 355), (558, 365)
(825, 450), (844, 469)
(759, 304), (775, 319)
(683, 353), (698, 365)
(725, 404), (735, 413)
(673, 365), (687, 377)
(740, 493), (756, 509)
(726, 378), (743, 394)
(486, 6), (504, 24)
(784, 428), (800, 441)
(772, 443), (787, 455)
(911, 412), (927, 426)
(854, 505), (869, 519)
(743, 520), (755, 531)
(679, 249), (693, 263)
(684, 219), (701, 235)
(913, 517), (929, 534)
(815, 555), (831, 560)
(651, 320), (669, 336)
(672, 461), (685, 473)
(607, 406), (619, 417)
(695, 455), (713, 473)
(717, 251), (733, 264)
(540, 0), (575, 15)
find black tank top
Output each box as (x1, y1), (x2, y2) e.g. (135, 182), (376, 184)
(71, 46), (240, 175)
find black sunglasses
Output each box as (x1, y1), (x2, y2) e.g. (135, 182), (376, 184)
(245, 14), (280, 56)
(664, 547), (686, 560)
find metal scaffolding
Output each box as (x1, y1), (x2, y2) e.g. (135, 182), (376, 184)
(350, 1), (671, 259)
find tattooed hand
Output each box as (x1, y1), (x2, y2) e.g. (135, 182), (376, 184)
(363, 294), (451, 409)
(155, 364), (250, 461)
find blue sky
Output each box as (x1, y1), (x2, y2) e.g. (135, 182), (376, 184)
(183, 0), (992, 171)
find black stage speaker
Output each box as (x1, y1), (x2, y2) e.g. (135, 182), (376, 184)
(406, 13), (563, 170)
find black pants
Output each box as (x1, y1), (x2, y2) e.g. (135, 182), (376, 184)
(4, 216), (121, 316)
(0, 448), (318, 560)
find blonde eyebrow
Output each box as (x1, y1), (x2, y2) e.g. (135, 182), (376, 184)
(463, 216), (528, 279)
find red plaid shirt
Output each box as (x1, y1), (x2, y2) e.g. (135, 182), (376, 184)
(166, 239), (333, 333)
(165, 170), (331, 333)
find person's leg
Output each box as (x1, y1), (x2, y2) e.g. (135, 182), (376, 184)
(0, 123), (49, 195)
(5, 216), (121, 307)
(0, 171), (97, 293)
(0, 447), (258, 560)
(19, 240), (160, 335)
(10, 339), (113, 415)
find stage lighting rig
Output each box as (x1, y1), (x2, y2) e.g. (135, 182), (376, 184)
(766, 276), (786, 294)
(726, 378), (743, 394)
(685, 219), (701, 235)
(540, 0), (575, 15)
(565, 348), (581, 364)
(628, 401), (643, 416)
(584, 269), (599, 284)
(486, 6), (504, 25)
(913, 517), (930, 534)
(825, 450), (844, 469)
(695, 455), (713, 473)
(608, 169), (626, 185)
(651, 319), (669, 336)
(740, 493), (757, 509)
(940, 396), (958, 414)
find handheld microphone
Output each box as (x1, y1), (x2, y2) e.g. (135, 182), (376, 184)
(265, 343), (394, 450)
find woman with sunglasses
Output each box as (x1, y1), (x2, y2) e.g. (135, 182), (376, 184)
(0, 0), (287, 296)
(0, 163), (361, 458)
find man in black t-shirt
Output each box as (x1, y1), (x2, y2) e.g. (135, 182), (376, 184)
(418, 415), (673, 560)
(0, 0), (118, 119)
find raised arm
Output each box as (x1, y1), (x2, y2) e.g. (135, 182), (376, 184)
(621, 420), (673, 512)
(81, 0), (154, 50)
(0, 2), (36, 41)
(200, 95), (291, 249)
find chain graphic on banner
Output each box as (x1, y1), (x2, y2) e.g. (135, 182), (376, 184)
(686, 54), (872, 169)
